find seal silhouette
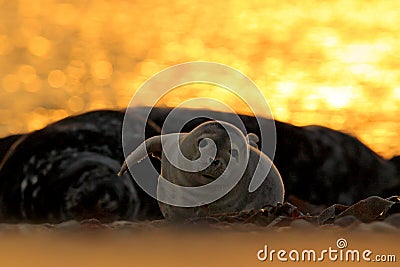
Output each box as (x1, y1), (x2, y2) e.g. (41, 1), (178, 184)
(119, 121), (284, 220)
(0, 110), (162, 223)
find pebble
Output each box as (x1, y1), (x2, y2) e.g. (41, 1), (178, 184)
(54, 220), (80, 229)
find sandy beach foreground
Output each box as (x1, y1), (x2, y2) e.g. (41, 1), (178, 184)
(0, 221), (398, 267)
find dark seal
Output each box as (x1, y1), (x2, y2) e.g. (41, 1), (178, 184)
(0, 110), (162, 223)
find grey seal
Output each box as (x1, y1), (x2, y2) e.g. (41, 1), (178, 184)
(119, 120), (284, 221)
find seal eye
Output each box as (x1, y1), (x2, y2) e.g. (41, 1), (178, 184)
(198, 138), (208, 148)
(230, 149), (239, 159)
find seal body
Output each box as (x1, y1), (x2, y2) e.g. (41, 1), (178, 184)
(120, 121), (284, 221)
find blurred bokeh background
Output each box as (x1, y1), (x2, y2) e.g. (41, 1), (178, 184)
(0, 0), (399, 158)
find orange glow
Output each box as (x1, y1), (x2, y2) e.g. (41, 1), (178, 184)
(48, 70), (66, 88)
(91, 60), (113, 80)
(0, 0), (400, 158)
(317, 86), (354, 109)
(2, 74), (20, 92)
(28, 35), (51, 57)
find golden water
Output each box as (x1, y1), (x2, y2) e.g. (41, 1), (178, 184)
(0, 0), (399, 158)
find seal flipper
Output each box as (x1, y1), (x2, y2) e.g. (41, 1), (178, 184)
(118, 133), (185, 176)
(118, 135), (162, 176)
